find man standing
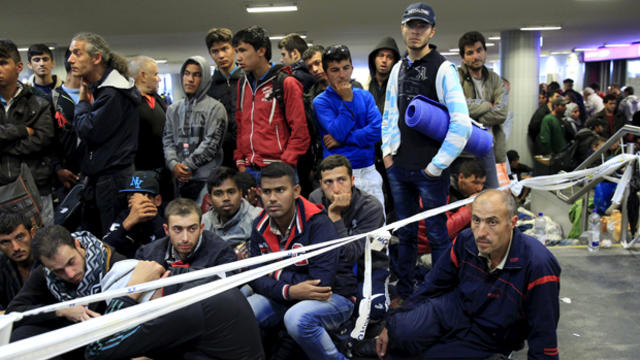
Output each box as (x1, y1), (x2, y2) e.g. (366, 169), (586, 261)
(381, 3), (472, 301)
(68, 32), (141, 237)
(7, 225), (126, 341)
(457, 31), (508, 189)
(206, 27), (244, 169)
(163, 56), (227, 201)
(202, 167), (261, 259)
(232, 26), (309, 181)
(563, 78), (586, 125)
(376, 190), (560, 359)
(590, 94), (626, 138)
(247, 162), (355, 360)
(539, 97), (569, 156)
(135, 198), (237, 269)
(278, 33), (315, 92)
(529, 88), (561, 155)
(619, 86), (639, 123)
(0, 211), (37, 310)
(129, 57), (166, 172)
(313, 45), (385, 208)
(0, 40), (55, 225)
(367, 37), (400, 114)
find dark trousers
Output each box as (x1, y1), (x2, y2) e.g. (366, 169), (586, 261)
(81, 168), (132, 237)
(386, 165), (450, 299)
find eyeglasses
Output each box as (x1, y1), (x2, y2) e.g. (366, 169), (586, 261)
(324, 45), (350, 57)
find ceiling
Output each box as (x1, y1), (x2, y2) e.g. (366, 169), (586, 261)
(2, 0), (640, 72)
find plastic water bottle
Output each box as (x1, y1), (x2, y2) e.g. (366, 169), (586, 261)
(534, 212), (546, 245)
(588, 212), (601, 253)
(182, 143), (190, 160)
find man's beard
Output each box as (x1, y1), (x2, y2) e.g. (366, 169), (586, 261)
(408, 42), (428, 51)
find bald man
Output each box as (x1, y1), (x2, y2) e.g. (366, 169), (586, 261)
(377, 190), (561, 359)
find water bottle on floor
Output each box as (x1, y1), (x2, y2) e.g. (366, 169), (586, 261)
(534, 212), (546, 245)
(588, 212), (601, 253)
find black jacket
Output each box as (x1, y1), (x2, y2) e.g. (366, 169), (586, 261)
(74, 68), (141, 176)
(103, 209), (166, 258)
(368, 37), (400, 114)
(207, 66), (244, 168)
(85, 278), (264, 360)
(6, 243), (126, 326)
(0, 254), (32, 310)
(0, 84), (55, 193)
(291, 59), (316, 93)
(135, 93), (166, 171)
(135, 230), (237, 270)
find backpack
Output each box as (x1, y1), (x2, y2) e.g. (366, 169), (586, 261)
(271, 70), (324, 173)
(0, 163), (43, 227)
(551, 140), (579, 172)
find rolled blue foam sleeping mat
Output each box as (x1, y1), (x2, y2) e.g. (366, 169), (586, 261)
(404, 95), (493, 156)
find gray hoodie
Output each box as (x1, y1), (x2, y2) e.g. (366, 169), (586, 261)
(163, 56), (227, 181)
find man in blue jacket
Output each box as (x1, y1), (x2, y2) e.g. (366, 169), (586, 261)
(313, 44), (384, 209)
(247, 162), (355, 360)
(68, 32), (141, 237)
(376, 190), (561, 360)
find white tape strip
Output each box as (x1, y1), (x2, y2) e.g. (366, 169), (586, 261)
(1, 153), (636, 356)
(0, 235), (355, 360)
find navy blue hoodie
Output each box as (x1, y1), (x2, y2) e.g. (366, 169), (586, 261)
(74, 68), (141, 176)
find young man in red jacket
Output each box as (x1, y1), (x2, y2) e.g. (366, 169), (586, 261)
(232, 26), (309, 183)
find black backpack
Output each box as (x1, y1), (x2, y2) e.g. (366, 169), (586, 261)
(270, 70), (323, 171)
(551, 140), (579, 172)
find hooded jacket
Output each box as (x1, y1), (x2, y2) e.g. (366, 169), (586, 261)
(207, 65), (244, 167)
(235, 64), (309, 167)
(164, 56), (228, 182)
(248, 196), (355, 303)
(458, 63), (508, 162)
(202, 198), (262, 248)
(367, 37), (400, 114)
(74, 68), (141, 176)
(0, 83), (55, 193)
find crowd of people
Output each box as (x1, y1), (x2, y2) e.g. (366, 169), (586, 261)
(0, 2), (582, 359)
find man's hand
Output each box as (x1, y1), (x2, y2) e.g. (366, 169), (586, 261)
(423, 167), (437, 178)
(328, 193), (351, 222)
(335, 81), (353, 102)
(238, 166), (246, 172)
(127, 261), (166, 301)
(173, 163), (192, 182)
(123, 194), (158, 230)
(323, 134), (341, 149)
(376, 327), (389, 359)
(383, 155), (393, 169)
(56, 305), (101, 322)
(56, 169), (79, 189)
(235, 242), (250, 260)
(26, 127), (35, 136)
(244, 186), (260, 207)
(79, 80), (90, 102)
(288, 279), (332, 301)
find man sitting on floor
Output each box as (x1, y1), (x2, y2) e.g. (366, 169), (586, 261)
(376, 190), (561, 360)
(85, 259), (264, 360)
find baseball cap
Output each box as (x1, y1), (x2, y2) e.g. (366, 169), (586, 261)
(120, 171), (160, 195)
(101, 260), (155, 305)
(402, 3), (436, 25)
(551, 97), (568, 107)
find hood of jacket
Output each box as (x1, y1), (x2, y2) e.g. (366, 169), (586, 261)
(93, 68), (141, 105)
(368, 37), (400, 76)
(27, 74), (64, 89)
(180, 55), (212, 102)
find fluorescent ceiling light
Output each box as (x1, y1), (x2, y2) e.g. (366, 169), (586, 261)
(550, 51), (571, 55)
(521, 26), (562, 31)
(247, 5), (297, 13)
(488, 36), (500, 41)
(18, 46), (55, 51)
(486, 42), (495, 47)
(605, 43), (630, 48)
(269, 34), (306, 40)
(155, 59), (168, 64)
(440, 52), (457, 56)
(448, 48), (457, 52)
(574, 47), (598, 52)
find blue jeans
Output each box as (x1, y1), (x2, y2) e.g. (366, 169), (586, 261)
(478, 147), (499, 189)
(386, 165), (450, 298)
(247, 293), (354, 360)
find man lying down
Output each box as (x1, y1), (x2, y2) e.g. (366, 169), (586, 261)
(85, 259), (264, 360)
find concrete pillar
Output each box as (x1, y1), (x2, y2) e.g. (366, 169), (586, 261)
(500, 30), (540, 166)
